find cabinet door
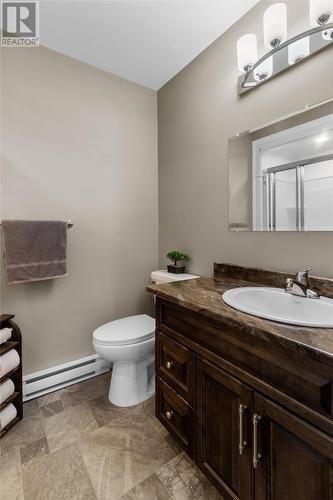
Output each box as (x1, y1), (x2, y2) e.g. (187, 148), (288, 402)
(253, 393), (333, 500)
(196, 358), (253, 500)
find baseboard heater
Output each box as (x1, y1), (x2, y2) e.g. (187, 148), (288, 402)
(23, 354), (111, 401)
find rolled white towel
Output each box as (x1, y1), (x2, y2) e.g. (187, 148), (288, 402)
(0, 328), (12, 345)
(0, 379), (15, 404)
(0, 403), (17, 430)
(0, 349), (20, 378)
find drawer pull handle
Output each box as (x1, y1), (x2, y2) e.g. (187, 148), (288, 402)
(238, 403), (247, 456)
(252, 413), (262, 469)
(165, 410), (174, 420)
(166, 361), (174, 370)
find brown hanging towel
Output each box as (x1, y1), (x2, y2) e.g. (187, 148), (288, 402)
(1, 220), (68, 284)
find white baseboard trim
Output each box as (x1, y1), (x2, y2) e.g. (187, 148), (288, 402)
(23, 354), (111, 401)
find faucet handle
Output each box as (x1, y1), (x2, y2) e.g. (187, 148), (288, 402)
(296, 269), (311, 286)
(285, 278), (293, 293)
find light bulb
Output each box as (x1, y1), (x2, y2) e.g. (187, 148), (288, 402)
(263, 3), (288, 49)
(288, 36), (310, 65)
(310, 0), (333, 26)
(254, 56), (273, 82)
(237, 34), (258, 73)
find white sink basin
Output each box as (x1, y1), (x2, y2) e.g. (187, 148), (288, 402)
(222, 287), (333, 328)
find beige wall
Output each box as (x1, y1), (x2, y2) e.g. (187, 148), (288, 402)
(158, 0), (333, 278)
(1, 46), (158, 374)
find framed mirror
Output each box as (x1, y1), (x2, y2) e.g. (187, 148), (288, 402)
(228, 99), (333, 231)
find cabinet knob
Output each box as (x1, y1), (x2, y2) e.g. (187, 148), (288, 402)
(165, 410), (174, 420)
(166, 361), (174, 370)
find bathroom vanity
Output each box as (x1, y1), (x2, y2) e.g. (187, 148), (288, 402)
(147, 264), (333, 500)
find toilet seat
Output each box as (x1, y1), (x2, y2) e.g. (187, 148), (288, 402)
(93, 314), (155, 346)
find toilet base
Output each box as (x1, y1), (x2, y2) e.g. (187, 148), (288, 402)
(109, 354), (155, 407)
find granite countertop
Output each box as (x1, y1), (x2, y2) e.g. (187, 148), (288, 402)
(147, 265), (333, 366)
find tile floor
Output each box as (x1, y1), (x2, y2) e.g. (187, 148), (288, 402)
(0, 372), (222, 500)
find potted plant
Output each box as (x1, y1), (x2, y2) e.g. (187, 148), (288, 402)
(166, 250), (190, 274)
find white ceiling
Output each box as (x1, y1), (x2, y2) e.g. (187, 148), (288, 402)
(40, 0), (259, 90)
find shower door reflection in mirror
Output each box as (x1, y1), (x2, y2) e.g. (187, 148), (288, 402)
(228, 100), (333, 231)
(264, 156), (333, 231)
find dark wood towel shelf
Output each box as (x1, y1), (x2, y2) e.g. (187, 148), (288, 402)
(0, 366), (20, 383)
(0, 416), (20, 438)
(0, 340), (19, 356)
(0, 391), (19, 411)
(0, 315), (22, 438)
(0, 315), (14, 329)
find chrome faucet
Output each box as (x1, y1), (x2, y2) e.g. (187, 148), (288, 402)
(285, 269), (320, 299)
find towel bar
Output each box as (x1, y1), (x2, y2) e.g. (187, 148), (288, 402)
(0, 220), (73, 228)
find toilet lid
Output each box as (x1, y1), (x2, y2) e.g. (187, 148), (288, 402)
(93, 314), (155, 346)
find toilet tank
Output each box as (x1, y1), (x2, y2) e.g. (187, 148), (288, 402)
(151, 270), (199, 284)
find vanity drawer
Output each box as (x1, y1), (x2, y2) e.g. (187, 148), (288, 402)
(156, 376), (194, 458)
(156, 331), (195, 405)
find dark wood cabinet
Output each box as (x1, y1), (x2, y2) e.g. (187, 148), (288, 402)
(196, 358), (252, 500)
(195, 359), (333, 500)
(154, 298), (333, 500)
(253, 394), (333, 500)
(0, 314), (23, 439)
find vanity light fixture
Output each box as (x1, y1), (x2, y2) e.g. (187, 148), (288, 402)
(310, 0), (333, 26)
(288, 36), (310, 65)
(263, 2), (287, 49)
(237, 0), (333, 94)
(254, 56), (273, 82)
(237, 33), (258, 72)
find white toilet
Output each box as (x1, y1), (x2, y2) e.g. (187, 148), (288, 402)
(93, 270), (199, 407)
